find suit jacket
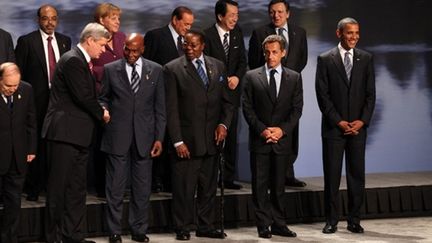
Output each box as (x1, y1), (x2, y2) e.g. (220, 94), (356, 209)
(0, 28), (15, 64)
(242, 66), (303, 154)
(0, 81), (37, 174)
(315, 47), (376, 139)
(164, 55), (235, 157)
(99, 57), (166, 157)
(42, 47), (104, 147)
(248, 23), (307, 73)
(143, 25), (180, 66)
(15, 30), (71, 129)
(204, 24), (247, 106)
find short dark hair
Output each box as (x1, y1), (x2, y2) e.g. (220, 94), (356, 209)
(267, 0), (290, 13)
(262, 34), (286, 51)
(215, 0), (239, 23)
(171, 6), (193, 20)
(185, 29), (205, 44)
(337, 17), (359, 31)
(37, 4), (58, 17)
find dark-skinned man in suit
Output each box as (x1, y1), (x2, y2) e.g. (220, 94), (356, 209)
(15, 4), (71, 202)
(42, 23), (111, 243)
(204, 0), (246, 190)
(242, 35), (302, 239)
(164, 30), (234, 241)
(248, 0), (308, 187)
(316, 17), (375, 234)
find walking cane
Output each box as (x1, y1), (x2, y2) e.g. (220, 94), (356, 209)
(218, 140), (226, 239)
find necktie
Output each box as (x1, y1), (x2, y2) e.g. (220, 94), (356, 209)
(196, 59), (209, 89)
(223, 32), (229, 58)
(177, 35), (184, 56)
(47, 36), (56, 81)
(269, 69), (277, 102)
(130, 63), (140, 93)
(6, 95), (13, 111)
(344, 51), (352, 80)
(277, 28), (288, 50)
(88, 61), (94, 75)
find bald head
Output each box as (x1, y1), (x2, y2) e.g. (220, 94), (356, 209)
(124, 33), (145, 65)
(0, 63), (21, 96)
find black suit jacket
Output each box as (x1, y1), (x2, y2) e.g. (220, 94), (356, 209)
(99, 58), (166, 157)
(248, 23), (307, 73)
(143, 25), (180, 66)
(164, 55), (235, 157)
(0, 81), (37, 174)
(0, 28), (15, 64)
(315, 47), (375, 139)
(242, 66), (303, 154)
(204, 24), (247, 106)
(42, 47), (104, 147)
(15, 30), (71, 129)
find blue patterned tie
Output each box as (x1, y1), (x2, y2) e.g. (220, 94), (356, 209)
(278, 28), (288, 51)
(344, 51), (352, 79)
(131, 64), (140, 93)
(6, 95), (13, 111)
(196, 59), (209, 89)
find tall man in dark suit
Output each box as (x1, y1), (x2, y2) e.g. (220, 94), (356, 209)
(204, 0), (246, 190)
(15, 4), (71, 202)
(248, 0), (308, 187)
(42, 23), (111, 243)
(99, 33), (166, 243)
(164, 30), (234, 241)
(143, 6), (194, 193)
(315, 17), (375, 234)
(242, 35), (302, 239)
(0, 63), (37, 243)
(0, 28), (15, 63)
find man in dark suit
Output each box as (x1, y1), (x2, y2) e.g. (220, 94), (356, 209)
(204, 0), (246, 190)
(248, 0), (307, 187)
(42, 23), (111, 243)
(164, 30), (234, 241)
(15, 4), (71, 202)
(143, 6), (194, 193)
(0, 62), (37, 243)
(0, 28), (15, 64)
(242, 35), (302, 239)
(315, 17), (375, 234)
(99, 33), (166, 243)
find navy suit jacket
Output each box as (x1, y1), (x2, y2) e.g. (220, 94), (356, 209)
(99, 57), (166, 157)
(143, 25), (180, 66)
(248, 23), (308, 73)
(42, 47), (104, 147)
(315, 47), (375, 139)
(242, 66), (303, 154)
(0, 81), (37, 174)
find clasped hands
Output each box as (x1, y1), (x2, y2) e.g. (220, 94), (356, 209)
(338, 120), (364, 136)
(261, 127), (283, 144)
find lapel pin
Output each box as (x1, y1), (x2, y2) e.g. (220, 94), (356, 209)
(18, 94), (22, 99)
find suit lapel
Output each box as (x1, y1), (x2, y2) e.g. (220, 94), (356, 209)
(330, 47), (350, 86)
(350, 49), (361, 86)
(205, 57), (217, 92)
(137, 58), (152, 94)
(257, 66), (275, 103)
(32, 32), (49, 78)
(55, 33), (69, 55)
(163, 26), (179, 58)
(277, 69), (289, 103)
(184, 57), (208, 90)
(117, 59), (132, 92)
(0, 95), (9, 114)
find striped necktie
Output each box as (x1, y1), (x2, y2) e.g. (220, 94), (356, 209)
(131, 64), (140, 93)
(344, 51), (352, 80)
(196, 59), (209, 89)
(223, 32), (229, 58)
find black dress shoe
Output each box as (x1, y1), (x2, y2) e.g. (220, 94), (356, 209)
(271, 226), (297, 237)
(175, 230), (191, 241)
(257, 226), (272, 238)
(347, 223), (364, 233)
(322, 223), (338, 234)
(222, 181), (243, 190)
(285, 178), (307, 187)
(131, 234), (149, 242)
(196, 229), (226, 239)
(109, 234), (122, 243)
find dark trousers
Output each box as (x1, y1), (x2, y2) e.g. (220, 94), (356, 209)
(223, 108), (239, 182)
(250, 152), (288, 228)
(171, 155), (218, 231)
(45, 141), (88, 243)
(0, 159), (25, 243)
(24, 137), (47, 197)
(151, 134), (172, 191)
(285, 123), (299, 179)
(105, 140), (152, 235)
(322, 136), (366, 226)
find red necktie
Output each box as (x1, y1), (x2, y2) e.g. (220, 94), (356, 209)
(47, 36), (56, 82)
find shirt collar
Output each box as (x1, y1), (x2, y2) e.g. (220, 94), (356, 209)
(265, 63), (282, 74)
(168, 23), (180, 40)
(128, 57), (143, 68)
(77, 43), (91, 63)
(215, 23), (229, 37)
(39, 29), (56, 40)
(338, 42), (354, 56)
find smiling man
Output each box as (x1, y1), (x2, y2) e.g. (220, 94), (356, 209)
(315, 17), (376, 234)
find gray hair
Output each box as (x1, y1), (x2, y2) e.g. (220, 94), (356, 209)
(0, 62), (20, 79)
(79, 22), (111, 44)
(262, 34), (286, 51)
(337, 17), (358, 31)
